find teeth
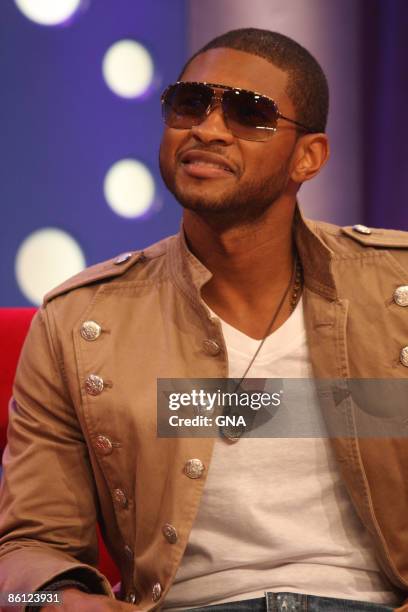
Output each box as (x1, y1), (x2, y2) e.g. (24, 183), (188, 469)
(186, 160), (230, 171)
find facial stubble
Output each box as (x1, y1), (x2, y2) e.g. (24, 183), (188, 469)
(159, 151), (293, 227)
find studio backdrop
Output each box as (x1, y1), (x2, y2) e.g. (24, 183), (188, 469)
(0, 0), (406, 306)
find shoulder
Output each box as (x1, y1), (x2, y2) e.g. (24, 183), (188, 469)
(308, 219), (408, 254)
(43, 234), (177, 306)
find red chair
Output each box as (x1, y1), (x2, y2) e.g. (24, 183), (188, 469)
(0, 307), (120, 586)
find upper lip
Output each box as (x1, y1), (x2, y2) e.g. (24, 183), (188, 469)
(179, 149), (237, 174)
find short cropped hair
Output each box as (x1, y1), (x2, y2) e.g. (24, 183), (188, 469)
(180, 28), (329, 133)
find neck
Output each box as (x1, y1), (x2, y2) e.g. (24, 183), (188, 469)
(182, 195), (298, 339)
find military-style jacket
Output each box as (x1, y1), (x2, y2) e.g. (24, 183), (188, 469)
(1, 209), (408, 612)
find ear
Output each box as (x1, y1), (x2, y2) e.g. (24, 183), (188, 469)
(290, 133), (330, 184)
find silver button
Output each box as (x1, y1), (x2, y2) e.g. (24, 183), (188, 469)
(352, 224), (372, 235)
(113, 488), (128, 507)
(114, 252), (133, 265)
(221, 424), (245, 443)
(85, 374), (104, 396)
(124, 544), (133, 560)
(394, 286), (408, 307)
(162, 523), (178, 544)
(152, 582), (162, 602)
(400, 347), (408, 367)
(203, 339), (221, 356)
(184, 458), (205, 479)
(125, 590), (139, 604)
(94, 435), (113, 456)
(222, 434), (241, 444)
(80, 320), (102, 341)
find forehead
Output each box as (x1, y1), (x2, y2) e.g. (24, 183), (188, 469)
(181, 47), (290, 106)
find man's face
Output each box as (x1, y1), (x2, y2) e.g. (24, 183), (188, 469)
(159, 48), (300, 223)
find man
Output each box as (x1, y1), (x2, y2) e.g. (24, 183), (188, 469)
(1, 27), (408, 612)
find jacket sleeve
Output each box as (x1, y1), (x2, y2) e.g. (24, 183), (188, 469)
(0, 307), (114, 611)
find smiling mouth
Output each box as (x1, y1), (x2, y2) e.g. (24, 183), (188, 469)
(180, 155), (236, 179)
(180, 160), (235, 179)
(183, 159), (233, 171)
(178, 149), (237, 180)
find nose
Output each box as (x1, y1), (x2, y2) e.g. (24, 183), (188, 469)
(190, 102), (235, 145)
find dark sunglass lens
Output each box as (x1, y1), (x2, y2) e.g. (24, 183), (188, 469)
(223, 90), (278, 140)
(162, 83), (211, 129)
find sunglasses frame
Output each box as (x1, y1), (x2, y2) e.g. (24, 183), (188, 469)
(161, 81), (319, 140)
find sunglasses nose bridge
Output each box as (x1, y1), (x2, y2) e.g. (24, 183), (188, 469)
(205, 90), (225, 117)
(191, 90), (234, 142)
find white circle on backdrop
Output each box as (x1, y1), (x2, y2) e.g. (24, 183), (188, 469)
(15, 228), (86, 305)
(102, 39), (154, 98)
(15, 0), (83, 25)
(104, 159), (156, 218)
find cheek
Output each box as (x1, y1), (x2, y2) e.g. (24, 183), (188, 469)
(159, 130), (173, 169)
(242, 139), (295, 178)
(238, 147), (272, 181)
(159, 128), (188, 166)
(239, 142), (278, 171)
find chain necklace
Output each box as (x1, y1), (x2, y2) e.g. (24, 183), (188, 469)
(221, 252), (303, 442)
(237, 252), (303, 383)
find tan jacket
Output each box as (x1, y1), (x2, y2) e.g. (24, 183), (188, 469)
(1, 209), (408, 612)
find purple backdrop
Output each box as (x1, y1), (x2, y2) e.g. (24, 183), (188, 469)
(363, 0), (408, 229)
(0, 0), (187, 305)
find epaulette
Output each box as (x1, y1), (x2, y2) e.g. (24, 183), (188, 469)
(43, 250), (147, 305)
(341, 224), (408, 248)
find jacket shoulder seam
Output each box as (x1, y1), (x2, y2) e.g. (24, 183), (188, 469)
(43, 252), (146, 305)
(42, 237), (173, 306)
(341, 226), (408, 248)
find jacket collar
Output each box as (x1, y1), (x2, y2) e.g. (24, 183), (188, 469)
(168, 204), (337, 304)
(293, 206), (337, 300)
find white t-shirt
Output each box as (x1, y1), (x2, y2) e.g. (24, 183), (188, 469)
(164, 298), (399, 609)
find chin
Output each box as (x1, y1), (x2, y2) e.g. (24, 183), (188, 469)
(173, 184), (237, 212)
(175, 192), (238, 213)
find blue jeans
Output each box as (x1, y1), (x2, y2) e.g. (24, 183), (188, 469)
(186, 592), (397, 611)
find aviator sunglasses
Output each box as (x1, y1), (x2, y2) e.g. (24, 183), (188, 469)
(161, 81), (319, 142)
